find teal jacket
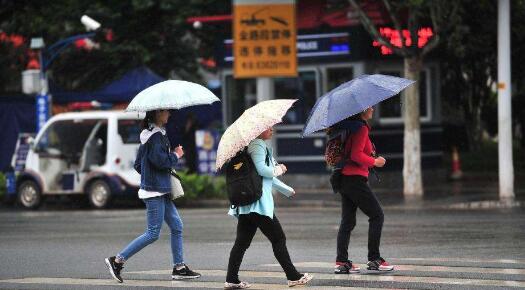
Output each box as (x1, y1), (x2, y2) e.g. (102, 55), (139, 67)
(228, 138), (294, 218)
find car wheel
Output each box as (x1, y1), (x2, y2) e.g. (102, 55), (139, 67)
(88, 180), (112, 209)
(18, 180), (43, 209)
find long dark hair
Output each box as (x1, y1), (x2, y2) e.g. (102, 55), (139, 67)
(141, 111), (157, 130)
(325, 109), (370, 135)
(348, 113), (362, 121)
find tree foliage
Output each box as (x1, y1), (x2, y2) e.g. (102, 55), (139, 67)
(0, 0), (228, 92)
(439, 0), (525, 149)
(348, 0), (460, 195)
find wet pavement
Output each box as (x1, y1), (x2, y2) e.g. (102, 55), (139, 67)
(1, 204), (524, 289)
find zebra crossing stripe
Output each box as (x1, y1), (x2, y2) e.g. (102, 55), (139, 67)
(127, 269), (525, 288)
(0, 278), (221, 288)
(260, 262), (525, 275)
(0, 277), (379, 290)
(391, 257), (525, 264)
(5, 259), (525, 290)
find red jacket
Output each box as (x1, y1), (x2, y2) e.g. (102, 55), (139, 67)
(342, 125), (375, 177)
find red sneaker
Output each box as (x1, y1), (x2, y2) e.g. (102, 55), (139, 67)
(367, 257), (394, 271)
(334, 261), (361, 274)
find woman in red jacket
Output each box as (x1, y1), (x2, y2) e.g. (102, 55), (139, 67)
(334, 107), (394, 274)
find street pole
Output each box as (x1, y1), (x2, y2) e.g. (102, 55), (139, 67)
(29, 37), (50, 134)
(497, 0), (514, 199)
(256, 77), (272, 103)
(38, 49), (50, 133)
(30, 16), (101, 133)
(257, 77), (277, 152)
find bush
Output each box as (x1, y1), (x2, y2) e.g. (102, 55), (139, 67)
(446, 141), (525, 172)
(0, 173), (5, 200)
(176, 171), (227, 201)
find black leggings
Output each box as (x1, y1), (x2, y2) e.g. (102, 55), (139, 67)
(226, 213), (302, 283)
(336, 175), (385, 262)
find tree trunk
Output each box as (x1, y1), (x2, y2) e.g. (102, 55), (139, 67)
(403, 56), (424, 196)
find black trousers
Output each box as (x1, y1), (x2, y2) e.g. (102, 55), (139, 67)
(336, 175), (385, 262)
(226, 213), (301, 283)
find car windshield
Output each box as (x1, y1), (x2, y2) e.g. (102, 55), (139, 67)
(36, 119), (106, 162)
(118, 119), (141, 144)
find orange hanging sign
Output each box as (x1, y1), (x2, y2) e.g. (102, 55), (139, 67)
(233, 0), (297, 78)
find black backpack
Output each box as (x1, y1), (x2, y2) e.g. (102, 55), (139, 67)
(224, 147), (269, 209)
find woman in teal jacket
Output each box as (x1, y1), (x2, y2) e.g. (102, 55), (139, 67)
(224, 127), (313, 289)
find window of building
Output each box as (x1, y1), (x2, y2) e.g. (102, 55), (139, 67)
(273, 71), (318, 125)
(224, 76), (256, 125)
(326, 66), (354, 91)
(378, 69), (431, 123)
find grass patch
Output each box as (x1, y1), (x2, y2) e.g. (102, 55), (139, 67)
(0, 173), (5, 200)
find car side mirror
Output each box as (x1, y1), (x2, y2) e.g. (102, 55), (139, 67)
(27, 137), (35, 148)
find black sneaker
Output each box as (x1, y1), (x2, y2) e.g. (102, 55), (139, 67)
(334, 261), (360, 274)
(104, 256), (124, 283)
(172, 264), (201, 280)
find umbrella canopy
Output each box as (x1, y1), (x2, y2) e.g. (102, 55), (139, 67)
(216, 99), (297, 170)
(126, 80), (220, 112)
(302, 74), (415, 136)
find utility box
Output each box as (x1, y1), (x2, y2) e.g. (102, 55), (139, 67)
(21, 69), (41, 94)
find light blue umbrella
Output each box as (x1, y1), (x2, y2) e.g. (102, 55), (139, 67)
(302, 74), (415, 136)
(126, 80), (220, 112)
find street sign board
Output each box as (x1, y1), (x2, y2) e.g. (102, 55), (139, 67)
(233, 0), (297, 78)
(196, 129), (220, 175)
(222, 32), (350, 64)
(36, 93), (49, 133)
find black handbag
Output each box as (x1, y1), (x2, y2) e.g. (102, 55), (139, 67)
(330, 168), (344, 194)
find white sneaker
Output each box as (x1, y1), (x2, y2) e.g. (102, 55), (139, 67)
(288, 273), (313, 287)
(224, 281), (251, 289)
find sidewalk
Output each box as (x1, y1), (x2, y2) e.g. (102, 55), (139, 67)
(2, 170), (523, 211)
(271, 169), (525, 210)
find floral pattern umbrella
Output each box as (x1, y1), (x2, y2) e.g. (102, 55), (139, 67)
(216, 99), (297, 170)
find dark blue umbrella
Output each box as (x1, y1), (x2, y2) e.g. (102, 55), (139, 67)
(302, 74), (415, 136)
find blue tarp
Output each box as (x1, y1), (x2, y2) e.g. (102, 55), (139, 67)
(1, 67), (223, 172)
(51, 66), (165, 103)
(0, 96), (36, 172)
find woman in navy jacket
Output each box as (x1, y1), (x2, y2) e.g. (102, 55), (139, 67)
(105, 110), (200, 283)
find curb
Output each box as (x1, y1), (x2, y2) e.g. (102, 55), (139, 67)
(444, 199), (524, 210)
(178, 198), (525, 210)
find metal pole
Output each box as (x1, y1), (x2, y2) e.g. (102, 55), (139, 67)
(256, 77), (272, 103)
(256, 77), (277, 153)
(497, 0), (514, 199)
(36, 49), (50, 133)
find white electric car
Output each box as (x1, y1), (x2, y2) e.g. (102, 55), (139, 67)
(16, 111), (143, 209)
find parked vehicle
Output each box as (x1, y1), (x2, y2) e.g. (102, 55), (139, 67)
(15, 111), (143, 209)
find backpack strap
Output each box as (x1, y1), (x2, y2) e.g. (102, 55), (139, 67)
(369, 136), (381, 183)
(337, 131), (355, 168)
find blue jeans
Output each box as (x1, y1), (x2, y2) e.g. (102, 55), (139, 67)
(117, 194), (184, 265)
